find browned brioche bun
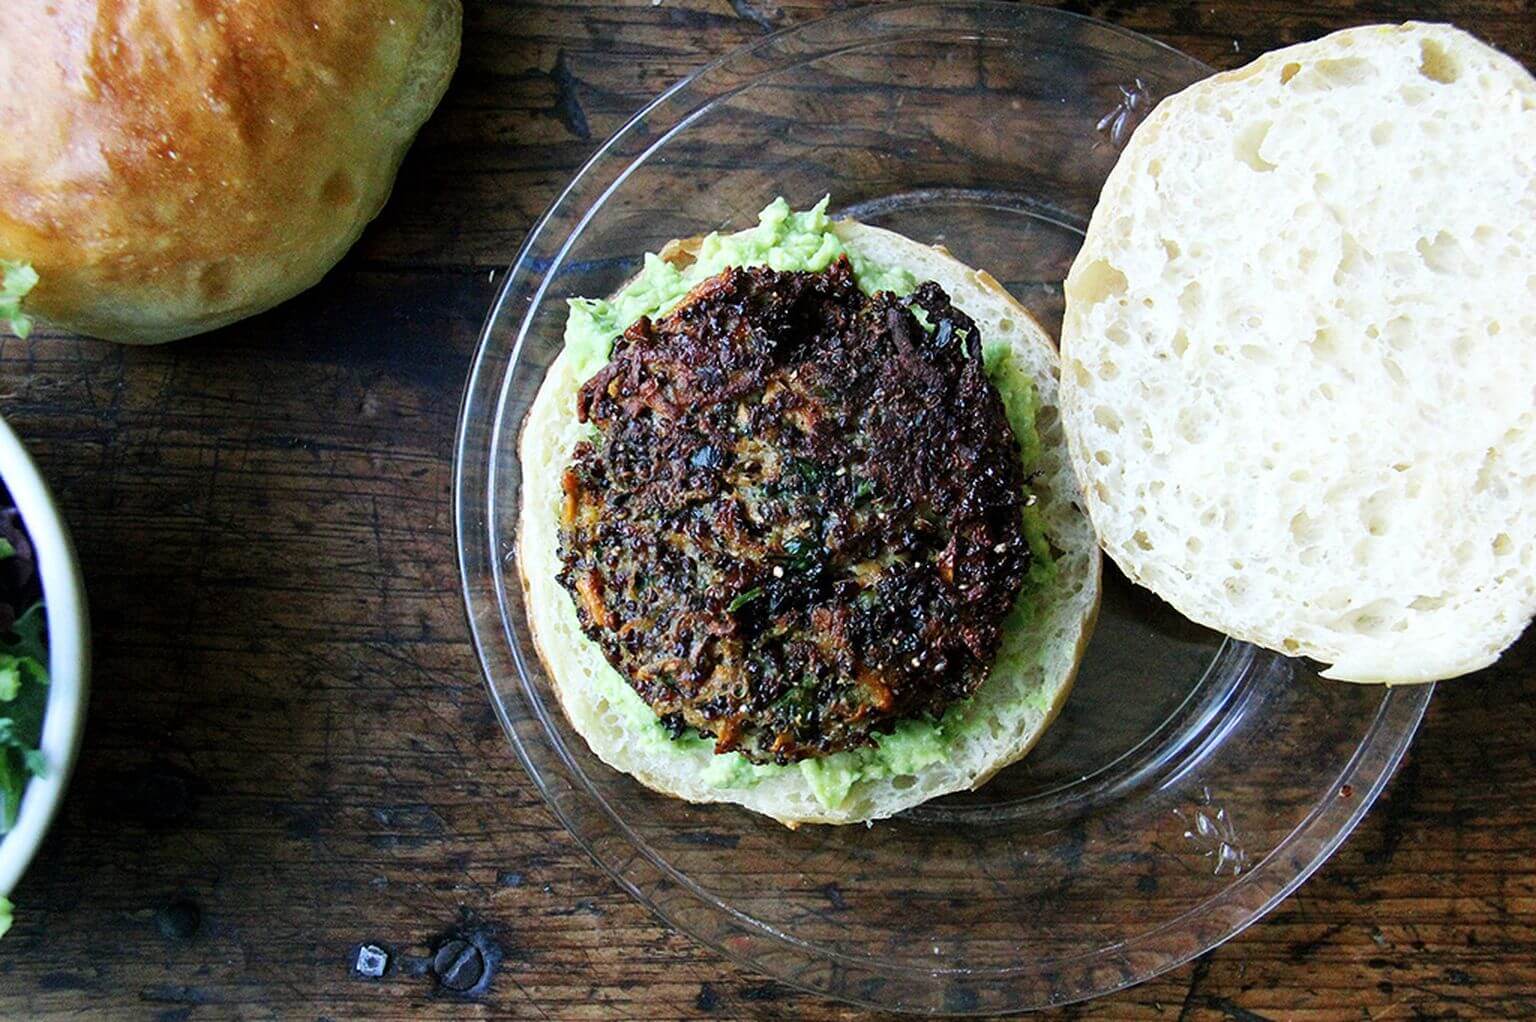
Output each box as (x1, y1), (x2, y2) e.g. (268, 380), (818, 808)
(0, 0), (460, 343)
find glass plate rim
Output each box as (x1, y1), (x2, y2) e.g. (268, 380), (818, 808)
(453, 1), (1436, 1011)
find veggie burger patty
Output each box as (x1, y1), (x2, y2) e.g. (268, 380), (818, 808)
(557, 256), (1031, 764)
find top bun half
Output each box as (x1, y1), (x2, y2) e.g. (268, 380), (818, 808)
(1062, 23), (1536, 682)
(0, 0), (461, 343)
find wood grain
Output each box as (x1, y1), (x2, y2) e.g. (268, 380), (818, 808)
(0, 1), (1533, 1019)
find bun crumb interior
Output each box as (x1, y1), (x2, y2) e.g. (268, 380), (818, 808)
(1062, 23), (1536, 682)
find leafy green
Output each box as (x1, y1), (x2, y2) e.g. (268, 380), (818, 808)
(0, 604), (49, 832)
(9, 603), (48, 664)
(726, 587), (763, 613)
(0, 896), (11, 939)
(0, 539), (13, 561)
(0, 261), (38, 340)
(908, 304), (935, 334)
(781, 535), (820, 573)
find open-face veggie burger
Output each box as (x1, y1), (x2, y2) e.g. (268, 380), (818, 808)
(519, 200), (1100, 826)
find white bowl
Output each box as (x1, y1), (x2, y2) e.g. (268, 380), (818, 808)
(0, 415), (89, 897)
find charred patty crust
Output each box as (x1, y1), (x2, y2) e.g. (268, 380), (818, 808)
(557, 257), (1031, 763)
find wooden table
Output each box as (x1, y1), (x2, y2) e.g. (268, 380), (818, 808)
(1, 1), (1532, 1018)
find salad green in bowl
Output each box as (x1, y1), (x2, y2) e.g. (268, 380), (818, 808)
(0, 415), (88, 936)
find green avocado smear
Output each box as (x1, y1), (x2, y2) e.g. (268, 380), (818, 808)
(562, 198), (1056, 811)
(0, 261), (38, 341)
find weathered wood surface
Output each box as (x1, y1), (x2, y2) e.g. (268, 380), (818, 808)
(0, 1), (1533, 1018)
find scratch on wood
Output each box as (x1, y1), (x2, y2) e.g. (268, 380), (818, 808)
(674, 830), (740, 848)
(1288, 921), (1348, 963)
(1175, 956), (1280, 1022)
(1202, 998), (1279, 1022)
(1176, 954), (1213, 1022)
(1401, 983), (1536, 1019)
(139, 986), (213, 1006)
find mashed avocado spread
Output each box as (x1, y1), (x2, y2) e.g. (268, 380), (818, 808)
(561, 198), (1055, 810)
(0, 261), (38, 341)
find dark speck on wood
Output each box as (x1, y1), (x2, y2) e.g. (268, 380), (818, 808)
(942, 986), (980, 1013)
(730, 0), (782, 30)
(139, 987), (211, 1006)
(550, 50), (591, 141)
(37, 973), (92, 992)
(118, 764), (196, 828)
(154, 900), (201, 943)
(817, 883), (848, 911)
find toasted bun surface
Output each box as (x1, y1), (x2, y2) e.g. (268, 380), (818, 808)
(0, 0), (460, 343)
(1061, 23), (1536, 683)
(518, 221), (1100, 826)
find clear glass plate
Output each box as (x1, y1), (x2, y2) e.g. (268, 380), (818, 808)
(454, 2), (1433, 1012)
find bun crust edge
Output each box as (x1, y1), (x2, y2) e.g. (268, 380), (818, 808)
(0, 0), (462, 343)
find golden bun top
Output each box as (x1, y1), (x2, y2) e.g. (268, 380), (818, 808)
(0, 0), (461, 343)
